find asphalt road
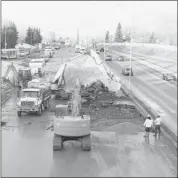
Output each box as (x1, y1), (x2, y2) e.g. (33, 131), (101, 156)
(100, 52), (177, 136)
(1, 47), (177, 177)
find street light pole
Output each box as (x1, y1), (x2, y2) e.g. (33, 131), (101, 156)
(128, 3), (134, 92)
(129, 30), (133, 91)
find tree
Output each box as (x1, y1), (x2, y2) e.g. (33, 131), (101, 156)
(149, 32), (156, 43)
(25, 27), (33, 45)
(1, 22), (18, 49)
(25, 27), (42, 45)
(115, 23), (123, 43)
(105, 31), (110, 43)
(124, 31), (131, 42)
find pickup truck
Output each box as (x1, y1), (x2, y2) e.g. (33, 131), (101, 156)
(122, 67), (133, 76)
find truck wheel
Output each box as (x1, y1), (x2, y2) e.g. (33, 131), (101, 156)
(53, 134), (63, 151)
(17, 111), (21, 116)
(47, 99), (50, 109)
(81, 134), (91, 151)
(37, 105), (42, 116)
(44, 99), (50, 109)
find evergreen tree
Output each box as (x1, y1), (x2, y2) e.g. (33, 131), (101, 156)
(115, 23), (123, 43)
(105, 31), (110, 43)
(125, 31), (131, 42)
(25, 27), (42, 45)
(1, 22), (18, 49)
(149, 32), (156, 43)
(25, 27), (33, 45)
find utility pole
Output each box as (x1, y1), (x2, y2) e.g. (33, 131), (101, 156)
(104, 32), (106, 62)
(31, 30), (33, 46)
(5, 27), (7, 49)
(87, 36), (88, 49)
(77, 29), (79, 45)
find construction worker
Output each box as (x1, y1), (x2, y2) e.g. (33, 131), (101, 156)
(154, 115), (162, 136)
(143, 115), (153, 138)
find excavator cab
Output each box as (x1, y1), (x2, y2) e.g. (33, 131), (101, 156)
(18, 68), (32, 80)
(18, 68), (32, 88)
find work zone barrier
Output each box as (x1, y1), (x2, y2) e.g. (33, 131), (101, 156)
(90, 49), (121, 87)
(90, 49), (177, 149)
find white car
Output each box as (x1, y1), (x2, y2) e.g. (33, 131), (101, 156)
(105, 55), (112, 61)
(19, 52), (26, 57)
(96, 49), (100, 54)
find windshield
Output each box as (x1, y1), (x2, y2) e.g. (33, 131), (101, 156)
(22, 91), (40, 98)
(126, 68), (131, 71)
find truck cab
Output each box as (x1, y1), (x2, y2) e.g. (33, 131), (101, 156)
(17, 79), (51, 116)
(17, 88), (43, 116)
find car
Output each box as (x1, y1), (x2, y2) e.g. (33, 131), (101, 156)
(19, 51), (26, 57)
(162, 72), (176, 81)
(80, 48), (87, 54)
(122, 67), (133, 76)
(100, 47), (104, 52)
(105, 55), (112, 61)
(96, 49), (100, 54)
(117, 56), (124, 61)
(41, 55), (49, 62)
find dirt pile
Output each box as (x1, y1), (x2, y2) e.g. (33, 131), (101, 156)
(80, 80), (144, 131)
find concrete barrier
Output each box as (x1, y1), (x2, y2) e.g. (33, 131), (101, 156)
(90, 49), (121, 87)
(90, 49), (177, 149)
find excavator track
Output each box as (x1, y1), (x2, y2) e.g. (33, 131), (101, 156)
(81, 134), (91, 151)
(53, 134), (63, 151)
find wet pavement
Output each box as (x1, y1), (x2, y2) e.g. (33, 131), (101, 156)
(1, 48), (177, 177)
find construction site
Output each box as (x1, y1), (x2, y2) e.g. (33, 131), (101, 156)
(1, 47), (177, 177)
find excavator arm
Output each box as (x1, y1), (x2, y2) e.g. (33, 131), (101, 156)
(70, 78), (82, 117)
(3, 63), (18, 86)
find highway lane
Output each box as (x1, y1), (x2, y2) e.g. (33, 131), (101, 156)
(99, 52), (177, 135)
(2, 47), (177, 177)
(106, 47), (177, 74)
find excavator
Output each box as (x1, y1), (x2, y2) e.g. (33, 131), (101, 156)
(51, 63), (71, 100)
(2, 62), (32, 89)
(53, 78), (91, 151)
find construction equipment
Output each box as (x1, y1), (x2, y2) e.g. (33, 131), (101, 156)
(29, 58), (46, 78)
(2, 63), (32, 89)
(51, 63), (71, 100)
(17, 78), (51, 116)
(53, 78), (91, 151)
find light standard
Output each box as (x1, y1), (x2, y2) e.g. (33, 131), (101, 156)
(104, 31), (106, 63)
(128, 3), (135, 92)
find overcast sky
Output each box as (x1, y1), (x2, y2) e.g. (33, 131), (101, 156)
(2, 1), (177, 40)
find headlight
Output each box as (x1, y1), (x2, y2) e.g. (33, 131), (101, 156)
(17, 102), (21, 106)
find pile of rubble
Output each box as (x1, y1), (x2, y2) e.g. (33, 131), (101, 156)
(80, 80), (143, 130)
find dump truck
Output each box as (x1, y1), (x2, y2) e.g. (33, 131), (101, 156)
(17, 78), (51, 116)
(53, 78), (91, 151)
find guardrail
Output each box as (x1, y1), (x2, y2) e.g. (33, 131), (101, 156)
(90, 49), (177, 149)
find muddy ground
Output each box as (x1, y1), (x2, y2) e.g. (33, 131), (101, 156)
(1, 47), (177, 177)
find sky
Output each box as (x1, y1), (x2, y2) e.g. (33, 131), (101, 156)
(2, 1), (177, 41)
